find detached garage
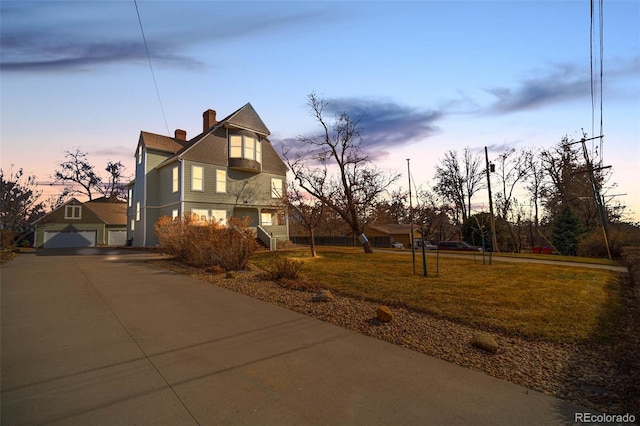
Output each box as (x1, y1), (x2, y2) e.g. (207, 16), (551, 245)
(44, 230), (97, 249)
(34, 198), (127, 248)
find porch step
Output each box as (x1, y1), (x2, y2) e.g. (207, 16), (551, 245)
(255, 238), (269, 250)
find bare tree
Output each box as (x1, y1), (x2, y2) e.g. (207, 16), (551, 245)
(524, 149), (545, 228)
(53, 148), (101, 201)
(99, 161), (128, 201)
(370, 188), (409, 225)
(433, 147), (484, 223)
(493, 147), (532, 251)
(286, 183), (324, 257)
(463, 147), (485, 217)
(1, 166), (46, 245)
(415, 188), (454, 241)
(282, 93), (399, 253)
(433, 150), (466, 222)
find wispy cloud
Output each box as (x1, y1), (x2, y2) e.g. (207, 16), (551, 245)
(274, 97), (444, 162)
(324, 98), (443, 160)
(486, 63), (589, 113)
(0, 2), (336, 72)
(1, 31), (205, 72)
(486, 57), (640, 113)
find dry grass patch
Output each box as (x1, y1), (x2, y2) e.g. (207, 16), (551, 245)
(251, 247), (623, 343)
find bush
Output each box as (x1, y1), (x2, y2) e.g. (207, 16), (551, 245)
(0, 229), (17, 250)
(577, 223), (640, 258)
(266, 256), (304, 280)
(154, 215), (258, 271)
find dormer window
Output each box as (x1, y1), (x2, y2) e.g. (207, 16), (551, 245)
(65, 205), (82, 219)
(229, 135), (261, 163)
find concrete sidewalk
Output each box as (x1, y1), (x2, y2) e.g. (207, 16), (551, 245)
(1, 249), (596, 425)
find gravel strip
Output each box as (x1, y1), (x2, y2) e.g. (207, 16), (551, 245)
(152, 259), (639, 417)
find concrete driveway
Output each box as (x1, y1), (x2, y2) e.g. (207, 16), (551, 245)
(1, 249), (597, 425)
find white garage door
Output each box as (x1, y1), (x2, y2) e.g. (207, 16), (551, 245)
(107, 230), (127, 246)
(44, 230), (97, 249)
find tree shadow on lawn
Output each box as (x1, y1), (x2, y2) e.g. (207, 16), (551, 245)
(554, 268), (639, 419)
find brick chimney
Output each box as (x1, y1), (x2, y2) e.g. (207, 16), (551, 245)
(174, 129), (187, 141)
(203, 109), (217, 132)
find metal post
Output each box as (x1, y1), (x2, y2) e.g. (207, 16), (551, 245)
(421, 223), (427, 277)
(407, 159), (416, 275)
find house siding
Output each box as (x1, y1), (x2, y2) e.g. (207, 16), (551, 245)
(145, 150), (171, 207)
(129, 104), (289, 247)
(158, 162), (181, 206)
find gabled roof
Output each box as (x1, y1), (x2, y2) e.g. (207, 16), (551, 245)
(33, 197), (82, 225)
(139, 131), (190, 154)
(84, 201), (127, 225)
(33, 198), (126, 226)
(154, 103), (276, 170)
(226, 103), (270, 136)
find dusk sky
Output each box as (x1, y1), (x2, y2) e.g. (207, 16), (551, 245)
(2, 1), (639, 221)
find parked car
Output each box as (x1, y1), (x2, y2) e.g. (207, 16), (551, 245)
(424, 240), (438, 250)
(391, 241), (404, 249)
(436, 241), (481, 251)
(414, 239), (438, 250)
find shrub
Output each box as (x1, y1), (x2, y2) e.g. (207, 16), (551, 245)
(0, 230), (17, 263)
(154, 215), (258, 271)
(266, 256), (304, 280)
(577, 223), (640, 258)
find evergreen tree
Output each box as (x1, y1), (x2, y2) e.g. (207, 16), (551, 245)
(552, 206), (583, 256)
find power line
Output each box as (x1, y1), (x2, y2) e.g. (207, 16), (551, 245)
(134, 0), (170, 136)
(589, 0), (605, 165)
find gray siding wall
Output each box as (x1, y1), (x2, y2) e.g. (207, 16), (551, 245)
(183, 161), (285, 208)
(144, 207), (161, 247)
(145, 150), (170, 207)
(158, 162), (181, 206)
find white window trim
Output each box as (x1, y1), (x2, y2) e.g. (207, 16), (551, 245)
(130, 219), (135, 231)
(229, 135), (261, 163)
(172, 166), (179, 193)
(211, 209), (227, 226)
(256, 140), (262, 163)
(136, 202), (141, 221)
(216, 169), (226, 193)
(64, 205), (82, 219)
(230, 135), (242, 158)
(128, 188), (132, 207)
(191, 209), (209, 224)
(172, 209), (179, 219)
(192, 166), (204, 191)
(271, 178), (283, 198)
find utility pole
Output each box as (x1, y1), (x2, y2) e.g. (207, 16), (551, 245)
(407, 159), (416, 275)
(571, 135), (612, 259)
(484, 147), (498, 253)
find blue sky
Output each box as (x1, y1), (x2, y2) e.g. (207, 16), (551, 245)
(2, 0), (639, 220)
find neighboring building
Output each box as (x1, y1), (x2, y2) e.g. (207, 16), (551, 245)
(34, 198), (127, 248)
(128, 103), (289, 247)
(360, 223), (423, 249)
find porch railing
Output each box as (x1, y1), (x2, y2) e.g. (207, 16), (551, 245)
(257, 225), (277, 251)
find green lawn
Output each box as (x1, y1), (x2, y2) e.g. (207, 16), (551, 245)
(251, 247), (623, 343)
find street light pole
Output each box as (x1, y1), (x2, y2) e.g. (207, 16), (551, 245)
(484, 147), (498, 253)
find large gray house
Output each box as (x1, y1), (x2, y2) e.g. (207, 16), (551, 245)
(127, 103), (289, 248)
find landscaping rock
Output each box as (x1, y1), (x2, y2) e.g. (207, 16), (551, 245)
(376, 305), (393, 322)
(471, 332), (499, 354)
(312, 289), (334, 302)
